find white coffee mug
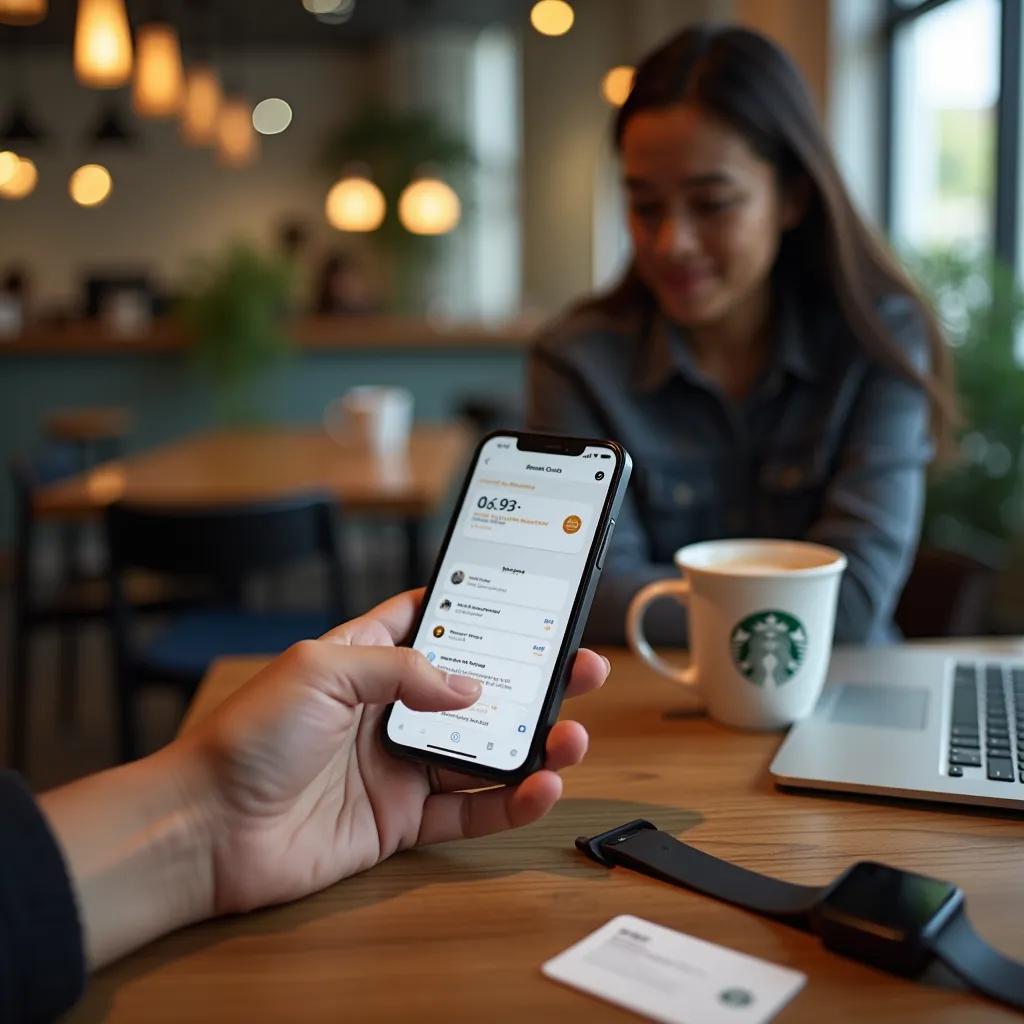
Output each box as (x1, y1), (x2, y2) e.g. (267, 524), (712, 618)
(627, 539), (847, 730)
(325, 386), (414, 456)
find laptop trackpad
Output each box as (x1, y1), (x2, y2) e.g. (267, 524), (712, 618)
(828, 683), (929, 730)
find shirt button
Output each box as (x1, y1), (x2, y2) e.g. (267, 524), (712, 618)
(779, 467), (803, 490)
(673, 483), (695, 507)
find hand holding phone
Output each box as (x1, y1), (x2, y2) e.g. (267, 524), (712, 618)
(382, 431), (631, 783)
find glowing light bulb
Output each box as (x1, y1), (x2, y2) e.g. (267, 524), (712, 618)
(0, 0), (47, 26)
(181, 65), (223, 147)
(0, 157), (38, 199)
(530, 0), (573, 36)
(0, 151), (19, 188)
(74, 0), (133, 89)
(398, 178), (461, 236)
(133, 21), (184, 118)
(217, 97), (258, 168)
(253, 98), (293, 135)
(602, 65), (635, 107)
(325, 175), (386, 232)
(70, 163), (112, 207)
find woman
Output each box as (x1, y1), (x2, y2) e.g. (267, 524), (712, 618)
(528, 24), (954, 646)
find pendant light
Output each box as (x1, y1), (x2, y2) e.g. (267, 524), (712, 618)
(181, 65), (222, 147)
(0, 0), (47, 25)
(326, 170), (386, 232)
(217, 96), (258, 168)
(0, 151), (17, 187)
(75, 0), (134, 89)
(133, 20), (185, 118)
(398, 175), (461, 236)
(0, 156), (37, 200)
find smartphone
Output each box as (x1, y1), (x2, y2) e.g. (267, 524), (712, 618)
(381, 430), (632, 784)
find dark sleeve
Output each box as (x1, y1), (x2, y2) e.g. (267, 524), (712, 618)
(806, 305), (933, 644)
(527, 347), (687, 646)
(0, 771), (85, 1024)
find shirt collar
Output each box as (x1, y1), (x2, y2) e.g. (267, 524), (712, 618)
(631, 289), (822, 395)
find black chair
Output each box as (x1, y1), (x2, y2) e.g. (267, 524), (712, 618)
(9, 444), (89, 772)
(8, 446), (214, 773)
(107, 497), (345, 762)
(894, 542), (1001, 638)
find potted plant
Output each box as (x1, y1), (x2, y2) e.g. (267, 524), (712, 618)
(178, 240), (297, 423)
(908, 249), (1024, 628)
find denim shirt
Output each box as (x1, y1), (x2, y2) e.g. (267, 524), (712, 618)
(526, 291), (933, 647)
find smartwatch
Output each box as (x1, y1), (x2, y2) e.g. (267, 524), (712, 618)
(577, 819), (1024, 1010)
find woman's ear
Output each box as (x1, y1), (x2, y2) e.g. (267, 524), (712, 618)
(780, 173), (812, 231)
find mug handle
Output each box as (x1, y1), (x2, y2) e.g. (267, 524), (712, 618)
(626, 578), (700, 690)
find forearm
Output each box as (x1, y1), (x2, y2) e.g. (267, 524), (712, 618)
(38, 743), (214, 971)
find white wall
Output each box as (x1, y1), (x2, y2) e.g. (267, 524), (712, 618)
(0, 52), (378, 311)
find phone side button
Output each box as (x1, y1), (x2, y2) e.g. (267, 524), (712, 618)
(596, 519), (615, 570)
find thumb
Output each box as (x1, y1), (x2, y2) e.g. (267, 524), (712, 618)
(293, 641), (482, 711)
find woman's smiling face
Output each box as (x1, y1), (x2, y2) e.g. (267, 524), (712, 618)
(621, 103), (803, 329)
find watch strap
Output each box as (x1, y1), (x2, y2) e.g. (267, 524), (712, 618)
(930, 909), (1024, 1011)
(577, 819), (825, 925)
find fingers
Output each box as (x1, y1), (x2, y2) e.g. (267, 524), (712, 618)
(432, 720), (589, 793)
(285, 640), (480, 712)
(320, 589), (425, 647)
(564, 648), (610, 701)
(416, 771), (564, 846)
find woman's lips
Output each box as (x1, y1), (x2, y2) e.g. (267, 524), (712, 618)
(656, 267), (714, 293)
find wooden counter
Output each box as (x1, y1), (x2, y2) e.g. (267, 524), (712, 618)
(0, 316), (537, 356)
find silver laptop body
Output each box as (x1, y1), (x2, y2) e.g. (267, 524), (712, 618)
(770, 646), (1024, 811)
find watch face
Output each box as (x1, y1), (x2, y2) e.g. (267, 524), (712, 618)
(822, 862), (959, 940)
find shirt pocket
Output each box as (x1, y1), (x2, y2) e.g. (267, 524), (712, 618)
(637, 453), (721, 559)
(757, 444), (831, 538)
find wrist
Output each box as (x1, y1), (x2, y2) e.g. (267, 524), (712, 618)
(39, 743), (217, 970)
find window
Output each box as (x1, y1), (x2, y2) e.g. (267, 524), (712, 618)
(889, 0), (1000, 254)
(884, 0), (1023, 266)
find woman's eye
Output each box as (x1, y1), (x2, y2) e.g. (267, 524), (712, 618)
(692, 197), (736, 215)
(631, 203), (663, 221)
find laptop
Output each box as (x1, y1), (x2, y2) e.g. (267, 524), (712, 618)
(770, 646), (1024, 811)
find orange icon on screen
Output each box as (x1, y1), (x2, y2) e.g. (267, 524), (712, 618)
(562, 515), (582, 535)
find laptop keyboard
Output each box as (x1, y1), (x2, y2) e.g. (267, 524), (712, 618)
(948, 662), (1024, 782)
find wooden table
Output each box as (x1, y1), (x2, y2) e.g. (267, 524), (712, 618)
(33, 423), (471, 589)
(72, 643), (1024, 1023)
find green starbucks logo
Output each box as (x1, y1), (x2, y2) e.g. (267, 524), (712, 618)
(730, 611), (808, 687)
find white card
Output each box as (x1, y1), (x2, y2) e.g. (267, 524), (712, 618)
(542, 915), (806, 1024)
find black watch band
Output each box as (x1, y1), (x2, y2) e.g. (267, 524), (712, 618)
(930, 911), (1024, 1009)
(576, 819), (826, 926)
(578, 819), (1024, 1013)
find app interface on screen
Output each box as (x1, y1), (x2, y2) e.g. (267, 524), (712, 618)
(387, 436), (616, 771)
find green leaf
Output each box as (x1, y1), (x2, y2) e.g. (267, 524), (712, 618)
(177, 240), (297, 421)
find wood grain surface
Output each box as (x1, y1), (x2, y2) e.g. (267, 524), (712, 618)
(68, 642), (1024, 1024)
(34, 423), (471, 519)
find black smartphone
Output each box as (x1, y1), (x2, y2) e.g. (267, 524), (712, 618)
(381, 430), (632, 784)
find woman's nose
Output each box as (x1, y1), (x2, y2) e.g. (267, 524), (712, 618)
(654, 212), (701, 259)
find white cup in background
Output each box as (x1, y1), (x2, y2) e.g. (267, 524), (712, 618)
(627, 538), (847, 730)
(325, 386), (414, 457)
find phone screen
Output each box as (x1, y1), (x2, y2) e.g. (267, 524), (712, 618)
(385, 434), (619, 773)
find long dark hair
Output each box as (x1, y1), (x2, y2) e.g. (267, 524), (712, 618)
(593, 24), (955, 442)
